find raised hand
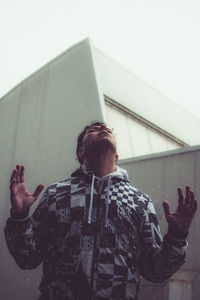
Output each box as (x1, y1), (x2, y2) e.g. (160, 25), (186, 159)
(163, 185), (198, 236)
(10, 164), (44, 218)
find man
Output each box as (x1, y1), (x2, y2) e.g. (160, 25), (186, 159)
(5, 121), (198, 300)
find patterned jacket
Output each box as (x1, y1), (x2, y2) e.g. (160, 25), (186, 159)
(4, 165), (187, 300)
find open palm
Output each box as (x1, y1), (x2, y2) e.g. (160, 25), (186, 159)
(163, 186), (197, 235)
(10, 164), (44, 217)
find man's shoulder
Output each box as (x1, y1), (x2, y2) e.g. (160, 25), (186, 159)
(45, 178), (72, 194)
(127, 183), (151, 207)
(45, 172), (84, 194)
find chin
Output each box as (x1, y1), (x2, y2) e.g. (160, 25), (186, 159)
(89, 138), (116, 155)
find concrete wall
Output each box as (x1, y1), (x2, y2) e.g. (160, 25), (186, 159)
(94, 49), (200, 146)
(1, 37), (199, 299)
(0, 38), (105, 300)
(119, 145), (200, 300)
(105, 103), (180, 159)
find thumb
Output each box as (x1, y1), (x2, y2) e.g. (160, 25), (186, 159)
(163, 201), (171, 219)
(32, 184), (45, 200)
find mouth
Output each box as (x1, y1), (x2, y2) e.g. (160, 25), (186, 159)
(98, 131), (109, 137)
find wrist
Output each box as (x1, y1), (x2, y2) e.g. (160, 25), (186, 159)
(168, 225), (188, 240)
(10, 208), (29, 219)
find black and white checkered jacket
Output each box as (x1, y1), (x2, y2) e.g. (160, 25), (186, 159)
(5, 165), (187, 300)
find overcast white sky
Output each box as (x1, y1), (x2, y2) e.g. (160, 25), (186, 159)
(1, 0), (200, 119)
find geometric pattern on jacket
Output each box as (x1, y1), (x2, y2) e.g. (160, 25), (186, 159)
(4, 166), (187, 300)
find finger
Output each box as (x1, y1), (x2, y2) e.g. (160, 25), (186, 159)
(19, 165), (25, 183)
(10, 176), (17, 189)
(177, 187), (184, 207)
(10, 168), (17, 185)
(189, 191), (195, 208)
(10, 177), (16, 187)
(16, 164), (21, 184)
(185, 185), (190, 205)
(10, 166), (19, 187)
(163, 201), (171, 219)
(32, 184), (45, 200)
(191, 198), (198, 213)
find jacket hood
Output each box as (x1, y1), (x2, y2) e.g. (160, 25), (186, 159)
(71, 165), (130, 227)
(71, 164), (129, 183)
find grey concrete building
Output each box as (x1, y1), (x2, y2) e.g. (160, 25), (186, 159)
(1, 38), (199, 300)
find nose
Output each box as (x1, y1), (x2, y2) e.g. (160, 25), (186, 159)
(100, 124), (107, 131)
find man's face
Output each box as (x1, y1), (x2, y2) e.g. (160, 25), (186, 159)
(80, 123), (118, 161)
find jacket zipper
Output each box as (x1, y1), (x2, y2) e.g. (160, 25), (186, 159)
(90, 193), (101, 300)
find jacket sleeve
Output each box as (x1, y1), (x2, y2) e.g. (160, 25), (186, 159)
(4, 189), (52, 270)
(137, 198), (187, 283)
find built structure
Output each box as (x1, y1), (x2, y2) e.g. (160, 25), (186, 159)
(1, 38), (200, 300)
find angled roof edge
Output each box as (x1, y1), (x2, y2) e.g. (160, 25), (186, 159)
(1, 38), (200, 146)
(0, 38), (91, 103)
(93, 49), (200, 146)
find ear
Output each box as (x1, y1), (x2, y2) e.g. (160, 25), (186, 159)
(115, 153), (119, 161)
(77, 147), (85, 162)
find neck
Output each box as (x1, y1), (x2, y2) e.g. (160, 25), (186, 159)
(84, 153), (116, 178)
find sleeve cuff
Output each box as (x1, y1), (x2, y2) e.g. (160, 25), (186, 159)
(10, 215), (30, 222)
(10, 208), (30, 222)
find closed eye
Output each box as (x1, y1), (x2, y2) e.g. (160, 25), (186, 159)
(87, 126), (113, 134)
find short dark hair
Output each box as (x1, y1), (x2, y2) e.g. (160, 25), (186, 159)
(76, 121), (105, 164)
